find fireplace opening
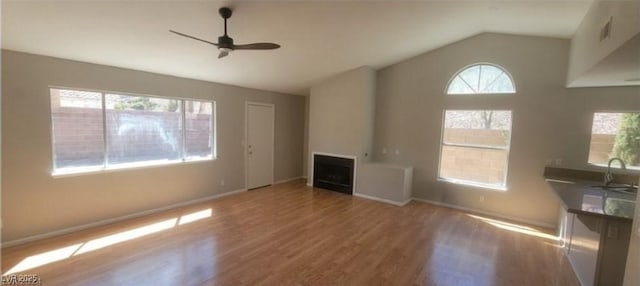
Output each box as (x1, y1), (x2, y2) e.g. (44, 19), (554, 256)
(313, 154), (354, 195)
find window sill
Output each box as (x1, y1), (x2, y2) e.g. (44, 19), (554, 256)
(447, 92), (515, 96)
(52, 157), (216, 178)
(437, 177), (507, 192)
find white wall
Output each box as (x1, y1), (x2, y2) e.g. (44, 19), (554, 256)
(374, 33), (640, 226)
(307, 66), (375, 179)
(567, 0), (640, 86)
(1, 50), (305, 242)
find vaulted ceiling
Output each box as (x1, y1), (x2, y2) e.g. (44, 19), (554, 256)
(1, 1), (592, 95)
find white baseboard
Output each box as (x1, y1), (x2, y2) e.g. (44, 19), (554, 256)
(273, 176), (304, 185)
(2, 188), (247, 248)
(353, 193), (410, 207)
(411, 197), (556, 229)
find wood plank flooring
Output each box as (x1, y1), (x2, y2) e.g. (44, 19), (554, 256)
(2, 180), (579, 285)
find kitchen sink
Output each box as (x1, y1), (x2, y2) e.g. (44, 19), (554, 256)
(591, 185), (638, 195)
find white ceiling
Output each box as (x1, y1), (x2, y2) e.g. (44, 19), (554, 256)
(2, 1), (592, 95)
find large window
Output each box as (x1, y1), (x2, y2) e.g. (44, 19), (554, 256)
(440, 63), (515, 189)
(439, 110), (513, 189)
(50, 88), (215, 175)
(588, 112), (640, 169)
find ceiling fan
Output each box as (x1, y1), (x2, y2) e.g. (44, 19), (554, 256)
(170, 7), (280, 59)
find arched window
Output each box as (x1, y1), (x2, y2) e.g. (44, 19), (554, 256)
(446, 64), (515, 94)
(439, 63), (515, 190)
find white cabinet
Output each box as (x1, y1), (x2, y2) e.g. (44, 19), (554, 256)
(568, 214), (601, 286)
(558, 206), (575, 254)
(355, 163), (413, 205)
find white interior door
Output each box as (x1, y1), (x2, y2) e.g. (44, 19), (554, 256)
(246, 103), (274, 189)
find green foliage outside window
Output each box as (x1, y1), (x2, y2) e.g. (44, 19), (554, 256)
(114, 97), (179, 112)
(612, 113), (640, 166)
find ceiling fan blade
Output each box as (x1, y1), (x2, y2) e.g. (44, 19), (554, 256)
(218, 50), (229, 59)
(169, 30), (219, 46)
(232, 43), (280, 50)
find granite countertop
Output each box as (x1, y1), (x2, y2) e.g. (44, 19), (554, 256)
(544, 167), (638, 222)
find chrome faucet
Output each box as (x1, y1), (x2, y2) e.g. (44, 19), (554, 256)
(604, 157), (626, 187)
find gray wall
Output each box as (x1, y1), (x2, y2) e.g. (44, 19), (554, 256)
(302, 96), (309, 177)
(374, 33), (640, 226)
(1, 50), (305, 242)
(307, 66), (375, 179)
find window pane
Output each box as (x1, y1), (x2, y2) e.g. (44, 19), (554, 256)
(443, 110), (512, 148)
(447, 64), (515, 94)
(458, 65), (480, 92)
(484, 73), (515, 93)
(440, 145), (508, 186)
(478, 65), (503, 92)
(105, 94), (182, 166)
(448, 77), (475, 94)
(51, 89), (105, 172)
(440, 110), (512, 188)
(588, 112), (640, 169)
(185, 100), (213, 159)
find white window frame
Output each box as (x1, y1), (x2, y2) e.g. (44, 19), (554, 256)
(50, 87), (216, 177)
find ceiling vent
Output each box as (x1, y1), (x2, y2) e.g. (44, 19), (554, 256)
(600, 16), (612, 42)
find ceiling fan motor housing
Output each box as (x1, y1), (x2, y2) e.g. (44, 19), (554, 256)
(218, 35), (234, 49)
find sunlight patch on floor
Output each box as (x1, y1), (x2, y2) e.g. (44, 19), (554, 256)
(178, 209), (212, 225)
(3, 208), (212, 275)
(75, 218), (178, 255)
(467, 214), (559, 241)
(4, 243), (83, 275)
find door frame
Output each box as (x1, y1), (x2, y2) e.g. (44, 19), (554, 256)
(244, 101), (275, 190)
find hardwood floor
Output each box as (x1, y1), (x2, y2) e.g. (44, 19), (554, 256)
(2, 180), (579, 285)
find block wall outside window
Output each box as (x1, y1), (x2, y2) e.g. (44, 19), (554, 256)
(51, 89), (105, 171)
(105, 94), (183, 167)
(185, 100), (214, 159)
(438, 110), (512, 189)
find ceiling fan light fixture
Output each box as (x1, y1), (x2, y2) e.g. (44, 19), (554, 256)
(219, 47), (232, 53)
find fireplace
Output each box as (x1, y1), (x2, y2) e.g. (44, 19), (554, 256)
(313, 154), (355, 195)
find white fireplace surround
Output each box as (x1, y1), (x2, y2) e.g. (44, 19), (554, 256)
(308, 151), (414, 207)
